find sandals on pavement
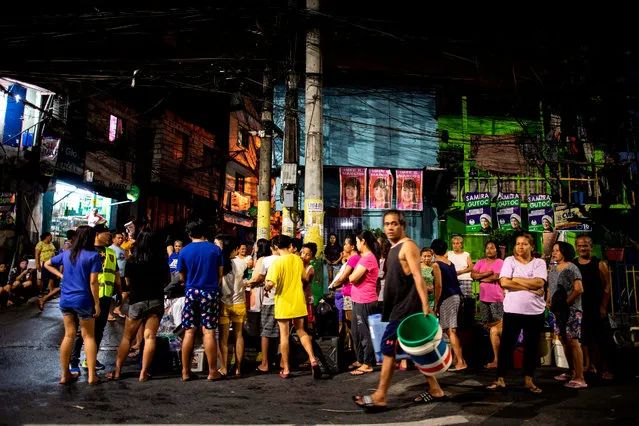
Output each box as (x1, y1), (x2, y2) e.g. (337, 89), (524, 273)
(105, 371), (120, 381)
(311, 360), (322, 380)
(554, 372), (571, 381)
(414, 392), (448, 404)
(279, 370), (290, 379)
(353, 395), (388, 412)
(59, 372), (80, 385)
(564, 380), (588, 389)
(526, 384), (543, 394)
(350, 368), (373, 376)
(486, 381), (506, 391)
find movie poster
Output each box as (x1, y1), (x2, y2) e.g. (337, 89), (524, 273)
(368, 169), (393, 210)
(396, 169), (423, 211)
(528, 194), (554, 232)
(496, 193), (522, 231)
(339, 167), (367, 209)
(465, 192), (492, 233)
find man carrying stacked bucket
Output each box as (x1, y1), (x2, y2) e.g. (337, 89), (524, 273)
(353, 210), (448, 411)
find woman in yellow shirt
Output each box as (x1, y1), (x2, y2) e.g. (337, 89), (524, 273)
(265, 235), (321, 380)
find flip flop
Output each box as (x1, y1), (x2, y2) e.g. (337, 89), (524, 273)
(525, 384), (543, 394)
(207, 373), (224, 382)
(311, 360), (322, 380)
(352, 395), (388, 413)
(486, 381), (506, 391)
(564, 380), (588, 389)
(413, 392), (448, 404)
(255, 367), (269, 374)
(108, 316), (117, 322)
(59, 372), (80, 385)
(127, 349), (140, 358)
(105, 371), (120, 381)
(139, 373), (152, 382)
(554, 372), (571, 381)
(350, 368), (373, 376)
(279, 370), (290, 379)
(348, 362), (362, 370)
(181, 373), (197, 382)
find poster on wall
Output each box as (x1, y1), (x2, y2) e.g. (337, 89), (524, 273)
(396, 169), (423, 211)
(553, 203), (592, 232)
(339, 167), (367, 209)
(368, 169), (393, 210)
(496, 193), (522, 231)
(465, 192), (492, 233)
(528, 194), (554, 232)
(39, 136), (60, 177)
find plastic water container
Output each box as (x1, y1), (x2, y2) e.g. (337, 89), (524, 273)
(397, 313), (452, 377)
(553, 336), (569, 369)
(368, 314), (409, 363)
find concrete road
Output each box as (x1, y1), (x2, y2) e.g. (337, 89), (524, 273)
(1, 299), (638, 425)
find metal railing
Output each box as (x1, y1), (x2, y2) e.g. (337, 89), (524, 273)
(454, 161), (635, 206)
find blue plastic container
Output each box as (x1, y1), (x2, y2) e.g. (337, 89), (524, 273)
(368, 314), (409, 362)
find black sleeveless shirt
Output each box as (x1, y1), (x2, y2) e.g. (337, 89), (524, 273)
(382, 241), (422, 322)
(572, 257), (604, 314)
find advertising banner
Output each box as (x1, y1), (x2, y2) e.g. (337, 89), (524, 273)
(368, 169), (393, 210)
(84, 151), (133, 191)
(528, 194), (554, 232)
(496, 193), (522, 231)
(339, 167), (367, 209)
(39, 136), (60, 177)
(465, 192), (492, 233)
(396, 169), (423, 211)
(553, 203), (592, 232)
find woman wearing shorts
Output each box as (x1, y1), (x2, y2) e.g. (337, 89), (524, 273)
(45, 226), (102, 385)
(107, 230), (169, 381)
(548, 241), (587, 389)
(471, 241), (504, 368)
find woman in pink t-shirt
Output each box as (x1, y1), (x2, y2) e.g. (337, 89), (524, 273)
(348, 230), (380, 376)
(487, 233), (547, 394)
(471, 241), (504, 369)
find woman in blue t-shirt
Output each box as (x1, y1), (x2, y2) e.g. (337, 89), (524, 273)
(45, 225), (102, 385)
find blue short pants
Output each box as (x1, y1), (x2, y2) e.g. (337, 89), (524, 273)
(182, 288), (220, 330)
(60, 306), (95, 321)
(380, 320), (403, 357)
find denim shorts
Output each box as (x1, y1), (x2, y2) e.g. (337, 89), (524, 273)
(60, 306), (95, 320)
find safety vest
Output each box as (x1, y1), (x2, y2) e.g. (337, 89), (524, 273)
(99, 247), (118, 298)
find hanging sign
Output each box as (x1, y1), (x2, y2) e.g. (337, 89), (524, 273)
(497, 193), (522, 231)
(528, 194), (554, 232)
(465, 192), (492, 233)
(339, 167), (366, 209)
(368, 169), (393, 210)
(553, 203), (592, 232)
(39, 136), (60, 177)
(396, 169), (423, 211)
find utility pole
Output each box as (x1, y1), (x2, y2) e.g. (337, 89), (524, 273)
(282, 70), (300, 237)
(257, 67), (274, 240)
(303, 0), (324, 256)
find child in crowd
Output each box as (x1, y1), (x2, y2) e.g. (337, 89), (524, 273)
(300, 242), (318, 334)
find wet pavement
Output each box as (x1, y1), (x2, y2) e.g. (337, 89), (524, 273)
(1, 299), (638, 425)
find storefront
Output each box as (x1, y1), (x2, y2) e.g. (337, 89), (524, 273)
(50, 180), (113, 245)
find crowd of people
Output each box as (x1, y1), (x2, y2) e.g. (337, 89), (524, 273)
(0, 209), (616, 413)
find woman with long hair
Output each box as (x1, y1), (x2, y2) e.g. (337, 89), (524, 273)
(324, 233), (343, 284)
(107, 229), (170, 381)
(348, 230), (380, 376)
(487, 233), (547, 393)
(218, 234), (246, 377)
(45, 225), (101, 384)
(548, 241), (586, 388)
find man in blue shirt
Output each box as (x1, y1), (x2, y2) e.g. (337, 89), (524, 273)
(178, 219), (224, 381)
